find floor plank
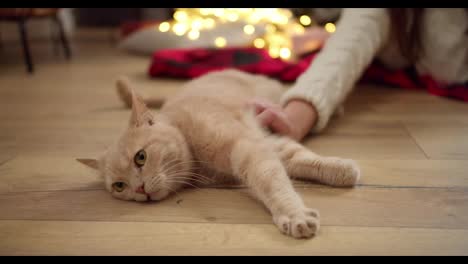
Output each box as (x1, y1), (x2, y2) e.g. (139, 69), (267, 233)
(403, 121), (468, 160)
(1, 220), (466, 256)
(1, 187), (467, 229)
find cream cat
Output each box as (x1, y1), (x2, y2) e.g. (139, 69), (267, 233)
(77, 70), (360, 239)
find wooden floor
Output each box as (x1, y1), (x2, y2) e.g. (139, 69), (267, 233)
(1, 30), (468, 256)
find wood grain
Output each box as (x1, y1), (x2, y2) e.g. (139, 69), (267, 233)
(1, 220), (467, 256)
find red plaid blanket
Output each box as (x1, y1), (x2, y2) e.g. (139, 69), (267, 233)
(149, 47), (468, 102)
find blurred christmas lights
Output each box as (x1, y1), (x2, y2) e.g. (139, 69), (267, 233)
(155, 8), (333, 61)
(253, 38), (265, 48)
(188, 30), (200, 40)
(299, 15), (312, 26)
(158, 22), (170, 32)
(325, 22), (336, 33)
(243, 24), (255, 35)
(214, 37), (227, 47)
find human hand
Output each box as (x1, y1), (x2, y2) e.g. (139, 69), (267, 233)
(249, 99), (318, 141)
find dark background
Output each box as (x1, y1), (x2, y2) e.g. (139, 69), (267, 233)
(75, 8), (174, 26)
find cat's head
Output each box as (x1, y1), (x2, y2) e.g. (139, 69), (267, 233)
(77, 78), (191, 202)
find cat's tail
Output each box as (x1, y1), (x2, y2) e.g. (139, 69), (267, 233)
(116, 77), (166, 108)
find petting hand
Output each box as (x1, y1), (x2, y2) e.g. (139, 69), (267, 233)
(249, 98), (318, 141)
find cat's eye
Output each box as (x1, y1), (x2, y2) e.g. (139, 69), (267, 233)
(134, 149), (147, 167)
(112, 182), (127, 192)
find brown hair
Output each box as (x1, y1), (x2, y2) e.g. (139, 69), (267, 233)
(388, 8), (468, 64)
(387, 8), (425, 63)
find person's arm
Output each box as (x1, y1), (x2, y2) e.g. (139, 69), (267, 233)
(280, 8), (392, 135)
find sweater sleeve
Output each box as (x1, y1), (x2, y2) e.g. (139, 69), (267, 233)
(280, 8), (391, 133)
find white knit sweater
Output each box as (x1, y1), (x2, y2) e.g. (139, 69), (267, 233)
(280, 8), (468, 133)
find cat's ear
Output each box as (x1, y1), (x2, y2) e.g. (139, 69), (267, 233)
(76, 158), (99, 170)
(116, 77), (154, 127)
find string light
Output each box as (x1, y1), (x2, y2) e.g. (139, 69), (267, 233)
(265, 24), (276, 34)
(325, 22), (336, 33)
(191, 19), (203, 30)
(174, 11), (188, 22)
(293, 24), (305, 34)
(172, 23), (187, 36)
(203, 18), (215, 29)
(199, 8), (210, 16)
(243, 25), (255, 35)
(269, 46), (280, 58)
(214, 37), (227, 48)
(157, 9), (323, 61)
(158, 22), (170, 32)
(226, 13), (239, 22)
(253, 38), (265, 48)
(279, 47), (291, 59)
(188, 30), (200, 40)
(299, 15), (312, 26)
(213, 9), (224, 17)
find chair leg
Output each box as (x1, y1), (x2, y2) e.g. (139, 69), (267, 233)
(0, 30), (3, 51)
(18, 19), (34, 73)
(50, 19), (60, 56)
(54, 14), (71, 59)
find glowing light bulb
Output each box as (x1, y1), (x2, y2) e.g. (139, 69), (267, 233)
(203, 18), (215, 29)
(213, 9), (224, 17)
(248, 12), (261, 23)
(227, 13), (239, 22)
(265, 24), (276, 33)
(214, 37), (227, 48)
(172, 23), (187, 36)
(243, 24), (255, 35)
(299, 15), (311, 26)
(272, 13), (288, 25)
(191, 19), (203, 30)
(269, 46), (280, 58)
(279, 16), (289, 25)
(279, 47), (291, 59)
(188, 30), (200, 40)
(268, 33), (286, 45)
(158, 22), (170, 32)
(174, 11), (188, 22)
(283, 9), (293, 18)
(325, 22), (336, 33)
(253, 38), (265, 49)
(200, 8), (210, 16)
(293, 24), (305, 34)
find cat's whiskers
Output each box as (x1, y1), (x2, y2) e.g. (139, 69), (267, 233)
(165, 169), (212, 188)
(159, 158), (182, 175)
(166, 179), (200, 189)
(148, 167), (205, 192)
(165, 173), (207, 185)
(169, 166), (212, 180)
(171, 176), (210, 186)
(158, 159), (214, 187)
(170, 170), (212, 181)
(169, 171), (213, 185)
(161, 160), (212, 175)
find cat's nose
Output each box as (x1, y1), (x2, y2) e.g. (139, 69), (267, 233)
(136, 184), (146, 194)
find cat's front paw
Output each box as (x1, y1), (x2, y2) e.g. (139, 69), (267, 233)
(273, 208), (320, 239)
